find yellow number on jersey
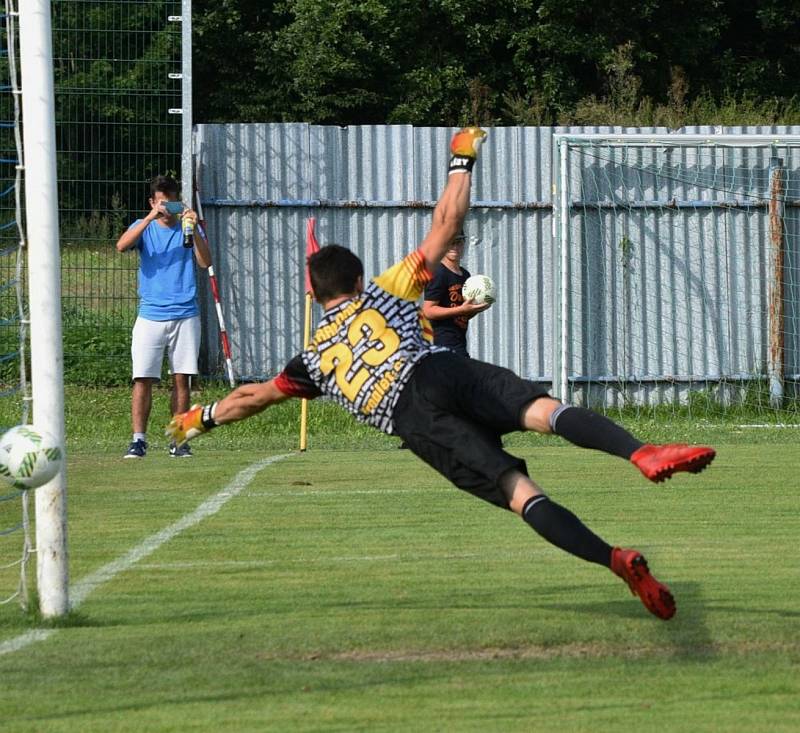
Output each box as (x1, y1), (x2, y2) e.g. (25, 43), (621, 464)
(319, 309), (400, 402)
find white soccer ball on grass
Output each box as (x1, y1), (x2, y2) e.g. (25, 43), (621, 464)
(462, 274), (495, 305)
(0, 425), (63, 490)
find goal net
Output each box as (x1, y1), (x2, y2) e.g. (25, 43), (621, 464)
(553, 134), (800, 423)
(0, 0), (32, 611)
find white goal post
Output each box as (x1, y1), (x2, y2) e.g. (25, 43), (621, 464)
(553, 133), (800, 418)
(20, 0), (68, 617)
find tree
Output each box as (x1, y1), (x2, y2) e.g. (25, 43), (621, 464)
(52, 1), (181, 223)
(190, 0), (800, 126)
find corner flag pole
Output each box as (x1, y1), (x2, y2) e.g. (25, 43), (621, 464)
(299, 218), (320, 451)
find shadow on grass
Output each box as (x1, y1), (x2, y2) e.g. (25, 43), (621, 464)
(529, 581), (718, 660)
(7, 666), (435, 726)
(36, 610), (98, 629)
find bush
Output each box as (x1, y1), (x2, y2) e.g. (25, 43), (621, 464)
(504, 43), (800, 128)
(62, 322), (131, 386)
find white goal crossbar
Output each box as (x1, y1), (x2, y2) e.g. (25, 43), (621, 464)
(554, 133), (800, 147)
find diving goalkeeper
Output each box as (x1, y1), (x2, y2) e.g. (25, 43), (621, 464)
(167, 127), (715, 621)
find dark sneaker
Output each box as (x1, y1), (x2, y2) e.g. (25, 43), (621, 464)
(631, 443), (716, 483)
(169, 441), (193, 458)
(124, 439), (147, 459)
(611, 548), (676, 620)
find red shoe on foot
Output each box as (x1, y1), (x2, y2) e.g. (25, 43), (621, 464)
(631, 443), (716, 483)
(611, 548), (676, 620)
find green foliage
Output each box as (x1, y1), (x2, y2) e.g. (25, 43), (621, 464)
(193, 0), (800, 126)
(52, 0), (181, 223)
(564, 45), (800, 128)
(271, 0), (399, 123)
(0, 385), (394, 452)
(62, 323), (131, 387)
(618, 235), (634, 268)
(0, 324), (131, 388)
(387, 65), (471, 126)
(60, 196), (128, 246)
(0, 243), (138, 389)
(0, 383), (795, 459)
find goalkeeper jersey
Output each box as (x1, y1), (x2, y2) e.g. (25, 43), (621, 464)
(274, 249), (449, 434)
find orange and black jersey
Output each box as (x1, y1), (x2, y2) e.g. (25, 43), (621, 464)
(274, 249), (450, 434)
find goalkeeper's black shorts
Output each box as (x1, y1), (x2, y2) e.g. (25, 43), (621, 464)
(393, 351), (549, 510)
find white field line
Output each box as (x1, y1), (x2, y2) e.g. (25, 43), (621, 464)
(0, 453), (291, 658)
(0, 629), (56, 656)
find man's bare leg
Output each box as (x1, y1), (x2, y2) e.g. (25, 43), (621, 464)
(172, 373), (191, 416)
(132, 378), (156, 434)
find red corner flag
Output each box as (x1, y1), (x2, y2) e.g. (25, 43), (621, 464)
(304, 218), (321, 294)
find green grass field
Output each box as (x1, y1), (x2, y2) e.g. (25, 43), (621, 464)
(0, 407), (798, 731)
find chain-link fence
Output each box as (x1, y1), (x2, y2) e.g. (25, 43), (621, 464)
(1, 0), (183, 613)
(0, 2), (25, 397)
(53, 0), (182, 385)
(0, 0), (30, 611)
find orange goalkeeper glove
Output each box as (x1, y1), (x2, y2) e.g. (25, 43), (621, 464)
(166, 403), (218, 446)
(448, 126), (487, 175)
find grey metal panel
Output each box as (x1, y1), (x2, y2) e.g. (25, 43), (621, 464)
(195, 123), (800, 408)
(464, 208), (553, 380)
(196, 123), (560, 381)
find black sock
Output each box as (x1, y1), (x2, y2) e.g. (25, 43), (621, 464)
(522, 495), (613, 567)
(550, 406), (643, 459)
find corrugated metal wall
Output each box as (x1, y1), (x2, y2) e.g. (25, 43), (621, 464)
(194, 124), (799, 406)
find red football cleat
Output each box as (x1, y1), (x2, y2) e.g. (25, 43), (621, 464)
(631, 443), (716, 483)
(611, 548), (676, 620)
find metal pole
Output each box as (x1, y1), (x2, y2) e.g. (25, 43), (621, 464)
(299, 293), (313, 452)
(553, 133), (800, 146)
(180, 0), (195, 393)
(300, 218), (320, 451)
(559, 139), (570, 402)
(181, 0), (192, 203)
(19, 0), (68, 617)
(767, 157), (785, 409)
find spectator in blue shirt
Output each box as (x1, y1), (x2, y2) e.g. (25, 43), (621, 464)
(115, 175), (212, 458)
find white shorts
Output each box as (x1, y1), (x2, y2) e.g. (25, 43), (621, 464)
(131, 315), (201, 380)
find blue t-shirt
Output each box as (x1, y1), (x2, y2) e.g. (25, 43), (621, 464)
(129, 218), (199, 320)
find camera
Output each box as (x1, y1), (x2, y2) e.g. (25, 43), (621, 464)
(164, 201), (185, 215)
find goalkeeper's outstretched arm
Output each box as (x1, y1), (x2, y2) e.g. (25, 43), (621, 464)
(418, 126), (487, 273)
(166, 379), (291, 446)
(214, 380), (292, 423)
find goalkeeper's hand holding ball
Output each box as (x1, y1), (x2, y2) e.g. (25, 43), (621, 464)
(166, 403), (218, 446)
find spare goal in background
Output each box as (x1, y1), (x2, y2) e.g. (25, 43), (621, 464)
(553, 134), (799, 421)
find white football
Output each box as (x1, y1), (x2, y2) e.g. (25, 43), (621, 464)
(462, 274), (495, 305)
(0, 425), (63, 491)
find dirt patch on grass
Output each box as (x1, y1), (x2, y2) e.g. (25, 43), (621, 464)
(254, 640), (800, 664)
